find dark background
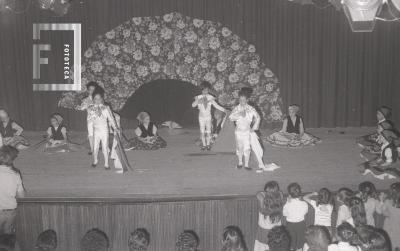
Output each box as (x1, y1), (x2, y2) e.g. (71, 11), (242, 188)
(1, 0), (400, 130)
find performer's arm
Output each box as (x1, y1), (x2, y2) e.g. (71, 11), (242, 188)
(229, 107), (241, 121)
(303, 192), (317, 204)
(251, 110), (261, 131)
(152, 124), (158, 136)
(76, 97), (89, 111)
(46, 127), (53, 141)
(11, 122), (23, 136)
(210, 100), (226, 113)
(280, 119), (288, 133)
(299, 118), (305, 136)
(61, 127), (68, 142)
(192, 95), (200, 108)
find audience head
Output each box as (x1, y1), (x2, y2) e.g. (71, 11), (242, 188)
(267, 226), (291, 251)
(86, 81), (99, 95)
(0, 234), (16, 251)
(358, 182), (377, 202)
(0, 145), (19, 167)
(262, 190), (284, 223)
(264, 181), (280, 193)
(348, 197), (367, 227)
(35, 229), (57, 251)
(317, 188), (333, 206)
(175, 230), (199, 251)
(304, 226), (331, 251)
(128, 228), (150, 251)
(287, 182), (302, 199)
(337, 222), (357, 243)
(377, 106), (391, 121)
(336, 188), (354, 206)
(80, 228), (109, 251)
(356, 225), (390, 251)
(200, 81), (212, 94)
(221, 225), (246, 251)
(288, 105), (300, 116)
(390, 182), (400, 208)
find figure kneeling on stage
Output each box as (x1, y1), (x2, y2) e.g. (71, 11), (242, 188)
(0, 109), (30, 150)
(125, 112), (166, 151)
(265, 105), (320, 148)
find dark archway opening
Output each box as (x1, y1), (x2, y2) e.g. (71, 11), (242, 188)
(120, 79), (200, 127)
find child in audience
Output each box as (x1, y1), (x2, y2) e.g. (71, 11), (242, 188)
(266, 226), (291, 251)
(336, 188), (354, 227)
(283, 183), (308, 251)
(221, 225), (247, 251)
(0, 234), (17, 251)
(348, 197), (367, 228)
(176, 230), (199, 251)
(328, 223), (359, 251)
(303, 225), (331, 251)
(192, 81), (226, 151)
(80, 228), (109, 251)
(355, 226), (389, 251)
(378, 182), (400, 251)
(128, 228), (150, 251)
(254, 181), (285, 251)
(35, 229), (57, 251)
(357, 182), (380, 227)
(303, 188), (334, 233)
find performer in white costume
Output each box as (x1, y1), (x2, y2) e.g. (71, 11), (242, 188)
(192, 81), (226, 151)
(229, 88), (279, 172)
(75, 81), (100, 155)
(87, 91), (117, 169)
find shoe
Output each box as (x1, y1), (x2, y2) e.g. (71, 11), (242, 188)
(104, 166), (110, 170)
(88, 152), (93, 155)
(256, 168), (264, 173)
(201, 146), (207, 151)
(236, 164), (243, 169)
(244, 166), (252, 171)
(206, 145), (211, 151)
(115, 169), (124, 174)
(91, 163), (97, 168)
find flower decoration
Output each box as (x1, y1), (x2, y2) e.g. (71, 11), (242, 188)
(58, 12), (283, 124)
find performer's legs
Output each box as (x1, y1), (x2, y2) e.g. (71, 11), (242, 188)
(204, 118), (212, 147)
(87, 120), (94, 153)
(99, 129), (110, 168)
(92, 130), (100, 165)
(235, 132), (245, 167)
(199, 117), (206, 147)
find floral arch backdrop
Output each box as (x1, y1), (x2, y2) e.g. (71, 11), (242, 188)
(59, 12), (283, 124)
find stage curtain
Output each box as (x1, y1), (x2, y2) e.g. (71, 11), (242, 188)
(0, 0), (399, 130)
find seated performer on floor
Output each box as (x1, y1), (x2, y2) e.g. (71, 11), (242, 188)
(44, 113), (68, 153)
(229, 88), (277, 172)
(265, 105), (320, 148)
(362, 129), (400, 180)
(0, 109), (30, 150)
(357, 106), (397, 153)
(125, 112), (166, 151)
(192, 81), (226, 151)
(88, 91), (117, 169)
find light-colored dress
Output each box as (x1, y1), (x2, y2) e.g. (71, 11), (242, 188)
(380, 199), (400, 250)
(265, 115), (320, 148)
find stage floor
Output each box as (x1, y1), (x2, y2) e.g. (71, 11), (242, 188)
(16, 127), (393, 200)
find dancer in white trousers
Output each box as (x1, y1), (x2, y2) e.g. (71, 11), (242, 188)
(229, 88), (278, 172)
(192, 81), (226, 151)
(76, 81), (100, 155)
(87, 91), (117, 169)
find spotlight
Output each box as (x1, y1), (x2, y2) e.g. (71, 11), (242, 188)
(342, 0), (383, 32)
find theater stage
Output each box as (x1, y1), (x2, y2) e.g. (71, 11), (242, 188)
(16, 127), (392, 200)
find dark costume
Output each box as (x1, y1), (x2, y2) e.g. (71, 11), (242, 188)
(125, 122), (167, 151)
